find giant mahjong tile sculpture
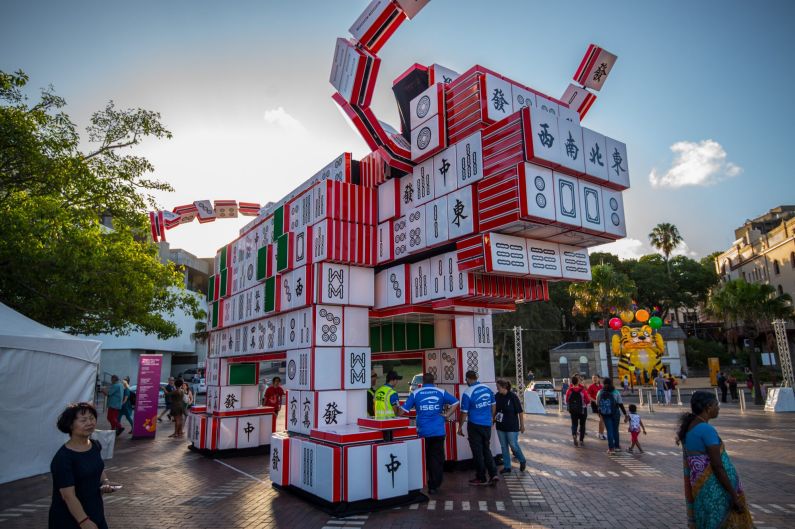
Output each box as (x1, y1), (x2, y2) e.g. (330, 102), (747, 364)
(190, 0), (629, 512)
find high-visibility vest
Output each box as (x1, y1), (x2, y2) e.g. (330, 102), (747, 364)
(374, 384), (397, 419)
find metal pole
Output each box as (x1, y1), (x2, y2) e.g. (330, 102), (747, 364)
(676, 387), (682, 406)
(773, 319), (793, 388)
(639, 387), (644, 405)
(647, 390), (654, 413)
(739, 389), (746, 413)
(514, 326), (525, 391)
(714, 387), (719, 401)
(541, 390), (546, 407)
(558, 392), (563, 414)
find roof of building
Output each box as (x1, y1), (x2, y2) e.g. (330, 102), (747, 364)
(588, 325), (687, 343)
(550, 341), (593, 352)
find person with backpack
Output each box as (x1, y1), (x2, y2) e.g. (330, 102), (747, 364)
(596, 377), (628, 453)
(565, 375), (590, 447)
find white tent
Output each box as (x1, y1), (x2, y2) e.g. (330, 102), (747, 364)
(0, 303), (101, 484)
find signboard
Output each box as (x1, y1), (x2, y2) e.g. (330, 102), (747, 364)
(132, 354), (163, 439)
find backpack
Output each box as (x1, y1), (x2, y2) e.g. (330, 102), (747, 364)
(599, 390), (617, 416)
(567, 389), (584, 415)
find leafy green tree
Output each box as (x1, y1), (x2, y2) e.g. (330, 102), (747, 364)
(0, 70), (200, 338)
(649, 222), (683, 277)
(568, 264), (636, 377)
(707, 279), (793, 404)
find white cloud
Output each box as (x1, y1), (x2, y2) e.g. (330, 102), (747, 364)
(592, 238), (648, 260)
(593, 238), (698, 260)
(263, 106), (305, 133)
(649, 139), (741, 188)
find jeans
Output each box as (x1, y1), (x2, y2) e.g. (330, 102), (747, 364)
(467, 423), (498, 481)
(496, 430), (526, 470)
(602, 413), (621, 450)
(656, 388), (665, 404)
(424, 436), (446, 490)
(119, 405), (134, 428)
(569, 411), (587, 441)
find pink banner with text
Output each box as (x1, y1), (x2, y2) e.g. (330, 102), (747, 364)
(132, 354), (162, 438)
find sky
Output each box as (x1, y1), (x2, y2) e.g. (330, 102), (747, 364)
(3, 0), (794, 260)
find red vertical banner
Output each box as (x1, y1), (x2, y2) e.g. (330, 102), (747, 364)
(132, 354), (163, 439)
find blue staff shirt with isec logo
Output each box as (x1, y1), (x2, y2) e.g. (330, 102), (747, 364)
(400, 383), (458, 438)
(460, 382), (495, 426)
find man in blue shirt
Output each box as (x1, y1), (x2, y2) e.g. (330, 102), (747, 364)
(458, 370), (498, 485)
(400, 372), (458, 494)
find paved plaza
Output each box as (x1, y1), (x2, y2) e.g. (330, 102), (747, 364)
(3, 399), (793, 529)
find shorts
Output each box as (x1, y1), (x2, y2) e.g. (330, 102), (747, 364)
(590, 402), (599, 414)
(630, 430), (639, 443)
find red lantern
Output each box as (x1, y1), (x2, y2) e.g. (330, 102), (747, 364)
(609, 317), (623, 330)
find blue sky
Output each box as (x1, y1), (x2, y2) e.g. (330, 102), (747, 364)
(2, 0), (793, 259)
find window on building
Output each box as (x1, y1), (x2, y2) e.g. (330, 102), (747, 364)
(559, 356), (569, 378)
(578, 355), (589, 377)
(774, 260), (780, 275)
(778, 285), (784, 296)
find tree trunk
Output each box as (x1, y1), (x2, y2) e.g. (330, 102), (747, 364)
(603, 310), (614, 379)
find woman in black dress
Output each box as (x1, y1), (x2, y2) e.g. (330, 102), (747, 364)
(49, 402), (118, 529)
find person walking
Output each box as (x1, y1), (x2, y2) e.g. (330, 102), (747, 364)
(655, 371), (667, 405)
(163, 379), (186, 438)
(374, 371), (402, 419)
(664, 375), (673, 406)
(458, 370), (499, 486)
(727, 374), (738, 401)
(621, 375), (630, 396)
(101, 375), (124, 436)
(587, 375), (605, 440)
(399, 372), (458, 494)
(157, 377), (176, 423)
(119, 379), (134, 434)
(596, 377), (628, 453)
(560, 379), (569, 405)
(633, 367), (641, 391)
(494, 380), (527, 473)
(677, 391), (754, 528)
(717, 371), (729, 403)
(367, 371), (378, 417)
(50, 402), (118, 529)
(565, 375), (590, 447)
(626, 404), (646, 453)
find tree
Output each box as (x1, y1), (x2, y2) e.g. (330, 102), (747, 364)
(648, 222), (683, 277)
(0, 69), (200, 338)
(707, 279), (794, 404)
(568, 264), (636, 378)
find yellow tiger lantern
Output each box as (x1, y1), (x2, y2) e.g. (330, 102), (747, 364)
(611, 325), (665, 384)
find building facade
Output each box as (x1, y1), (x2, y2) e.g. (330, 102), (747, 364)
(716, 205), (795, 299)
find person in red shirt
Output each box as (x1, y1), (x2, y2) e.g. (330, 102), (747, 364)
(263, 377), (285, 416)
(587, 375), (606, 440)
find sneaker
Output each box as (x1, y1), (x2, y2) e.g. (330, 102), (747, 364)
(488, 476), (499, 486)
(519, 462), (526, 472)
(499, 468), (512, 474)
(468, 478), (488, 486)
(627, 448), (634, 453)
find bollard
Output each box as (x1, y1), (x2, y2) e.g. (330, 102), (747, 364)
(676, 387), (683, 406)
(739, 389), (746, 413)
(558, 392), (563, 414)
(714, 387), (719, 401)
(639, 387), (644, 405)
(647, 390), (654, 413)
(542, 391), (546, 407)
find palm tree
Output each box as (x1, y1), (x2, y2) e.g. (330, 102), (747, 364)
(707, 279), (794, 404)
(648, 223), (683, 277)
(569, 264), (636, 378)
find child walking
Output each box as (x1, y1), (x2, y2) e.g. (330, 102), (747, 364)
(626, 404), (646, 453)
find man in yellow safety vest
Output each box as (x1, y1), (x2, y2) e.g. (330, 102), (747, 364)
(374, 371), (402, 419)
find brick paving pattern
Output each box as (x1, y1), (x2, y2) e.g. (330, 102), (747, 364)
(2, 402), (792, 528)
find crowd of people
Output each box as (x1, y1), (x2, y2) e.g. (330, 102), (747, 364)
(49, 369), (755, 529)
